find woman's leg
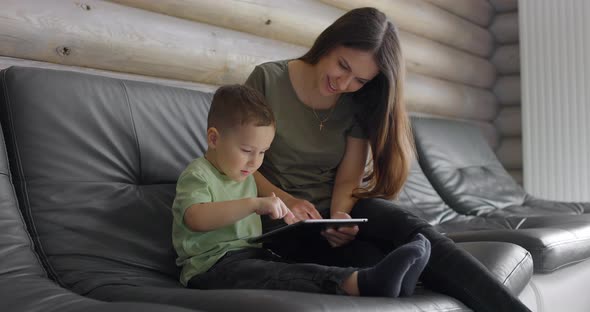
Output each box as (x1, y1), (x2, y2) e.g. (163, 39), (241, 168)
(351, 198), (531, 312)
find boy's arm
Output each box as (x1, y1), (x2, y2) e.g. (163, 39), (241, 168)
(184, 196), (293, 232)
(253, 172), (318, 222)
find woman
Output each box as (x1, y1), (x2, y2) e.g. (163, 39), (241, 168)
(245, 7), (530, 312)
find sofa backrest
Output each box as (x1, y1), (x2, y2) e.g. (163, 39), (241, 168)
(411, 116), (527, 216)
(398, 160), (512, 233)
(0, 66), (212, 294)
(0, 112), (47, 280)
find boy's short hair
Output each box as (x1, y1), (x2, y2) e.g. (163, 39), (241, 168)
(207, 84), (275, 131)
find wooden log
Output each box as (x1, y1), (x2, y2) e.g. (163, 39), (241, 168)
(406, 73), (498, 121)
(489, 0), (518, 13)
(0, 0), (497, 122)
(423, 0), (493, 27)
(496, 137), (522, 169)
(508, 169), (523, 185)
(494, 75), (521, 106)
(0, 0), (306, 86)
(107, 0), (338, 49)
(0, 56), (498, 126)
(491, 13), (519, 44)
(492, 45), (520, 74)
(112, 0), (496, 88)
(320, 0), (494, 57)
(401, 32), (495, 88)
(495, 107), (522, 136)
(0, 56), (218, 93)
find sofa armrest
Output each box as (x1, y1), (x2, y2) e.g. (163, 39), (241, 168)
(456, 241), (533, 295)
(1, 277), (200, 312)
(525, 195), (589, 215)
(450, 214), (590, 273)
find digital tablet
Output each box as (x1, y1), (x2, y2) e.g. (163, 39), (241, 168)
(247, 218), (368, 244)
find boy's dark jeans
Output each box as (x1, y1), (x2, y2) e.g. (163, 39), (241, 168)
(264, 198), (531, 312)
(187, 247), (354, 295)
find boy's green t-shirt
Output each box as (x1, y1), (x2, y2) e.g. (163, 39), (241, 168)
(245, 60), (367, 214)
(172, 157), (262, 286)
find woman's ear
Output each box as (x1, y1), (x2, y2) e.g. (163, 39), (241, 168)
(207, 127), (220, 148)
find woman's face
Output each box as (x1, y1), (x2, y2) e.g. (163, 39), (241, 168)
(314, 46), (380, 96)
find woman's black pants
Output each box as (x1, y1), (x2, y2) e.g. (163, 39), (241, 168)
(264, 198), (531, 312)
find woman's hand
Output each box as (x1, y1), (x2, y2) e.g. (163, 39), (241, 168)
(283, 196), (323, 221)
(321, 211), (359, 247)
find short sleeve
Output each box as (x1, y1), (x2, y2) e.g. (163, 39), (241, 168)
(172, 170), (211, 225)
(348, 118), (367, 139)
(244, 65), (266, 95)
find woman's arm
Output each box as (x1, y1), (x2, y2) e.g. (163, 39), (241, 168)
(322, 137), (369, 247)
(184, 196), (291, 232)
(330, 137), (369, 217)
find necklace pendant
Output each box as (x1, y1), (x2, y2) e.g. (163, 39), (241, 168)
(319, 123), (324, 131)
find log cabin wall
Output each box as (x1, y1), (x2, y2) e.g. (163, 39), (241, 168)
(489, 0), (522, 184)
(1, 0), (499, 158)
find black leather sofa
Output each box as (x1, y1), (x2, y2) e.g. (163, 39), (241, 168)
(1, 66), (589, 311)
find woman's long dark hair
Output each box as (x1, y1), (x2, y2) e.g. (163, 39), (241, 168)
(300, 7), (415, 199)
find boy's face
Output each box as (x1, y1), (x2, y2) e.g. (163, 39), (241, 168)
(208, 123), (275, 182)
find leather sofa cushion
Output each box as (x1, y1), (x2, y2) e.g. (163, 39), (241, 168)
(411, 116), (585, 217)
(0, 94), (46, 280)
(0, 66), (211, 294)
(0, 67), (534, 312)
(449, 215), (590, 273)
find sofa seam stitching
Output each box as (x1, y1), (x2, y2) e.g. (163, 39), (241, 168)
(501, 251), (531, 286)
(1, 68), (58, 282)
(120, 81), (142, 183)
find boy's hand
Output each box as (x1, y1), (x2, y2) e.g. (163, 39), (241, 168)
(256, 193), (296, 223)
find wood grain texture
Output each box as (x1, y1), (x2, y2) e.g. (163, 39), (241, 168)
(107, 0), (337, 48)
(401, 31), (495, 88)
(320, 0), (494, 57)
(0, 0), (498, 123)
(423, 0), (493, 27)
(491, 12), (519, 44)
(492, 45), (520, 74)
(494, 75), (521, 106)
(0, 0), (305, 86)
(111, 0), (496, 88)
(406, 73), (498, 121)
(0, 56), (218, 92)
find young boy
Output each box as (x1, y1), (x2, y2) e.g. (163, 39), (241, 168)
(172, 84), (431, 297)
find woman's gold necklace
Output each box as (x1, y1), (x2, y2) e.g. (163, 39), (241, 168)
(311, 104), (336, 131)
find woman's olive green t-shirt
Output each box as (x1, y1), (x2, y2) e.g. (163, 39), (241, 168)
(245, 60), (366, 214)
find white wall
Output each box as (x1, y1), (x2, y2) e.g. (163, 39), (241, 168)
(520, 0), (590, 200)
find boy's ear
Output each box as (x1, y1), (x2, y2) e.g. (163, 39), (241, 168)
(207, 127), (220, 148)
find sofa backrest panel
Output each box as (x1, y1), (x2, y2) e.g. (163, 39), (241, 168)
(0, 117), (46, 279)
(398, 160), (512, 233)
(411, 116), (527, 216)
(0, 67), (211, 294)
(124, 81), (211, 184)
